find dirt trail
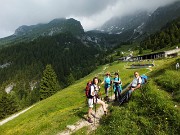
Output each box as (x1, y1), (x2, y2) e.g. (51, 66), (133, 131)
(58, 65), (111, 135)
(57, 101), (110, 135)
(0, 105), (35, 126)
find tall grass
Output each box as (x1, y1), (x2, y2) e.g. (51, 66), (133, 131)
(95, 80), (180, 135)
(2, 58), (178, 135)
(155, 70), (180, 102)
(0, 62), (148, 135)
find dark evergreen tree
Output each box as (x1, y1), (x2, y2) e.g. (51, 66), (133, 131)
(39, 64), (61, 100)
(139, 47), (143, 54)
(0, 92), (18, 119)
(110, 56), (114, 63)
(66, 73), (75, 86)
(116, 51), (121, 56)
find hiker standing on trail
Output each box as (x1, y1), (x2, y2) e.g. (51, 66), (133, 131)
(101, 72), (111, 102)
(87, 77), (107, 123)
(176, 62), (179, 70)
(126, 71), (142, 99)
(112, 72), (122, 102)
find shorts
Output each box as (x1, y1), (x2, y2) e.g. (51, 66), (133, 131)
(88, 97), (100, 108)
(105, 84), (111, 89)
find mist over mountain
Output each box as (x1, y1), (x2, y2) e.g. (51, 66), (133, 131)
(0, 1), (179, 47)
(99, 1), (180, 41)
(143, 1), (180, 34)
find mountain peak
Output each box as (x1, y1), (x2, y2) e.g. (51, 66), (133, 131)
(99, 1), (180, 41)
(0, 18), (85, 46)
(13, 18), (84, 37)
(14, 25), (30, 35)
(48, 18), (66, 24)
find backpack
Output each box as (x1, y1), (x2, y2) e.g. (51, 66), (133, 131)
(113, 77), (122, 85)
(85, 81), (93, 98)
(140, 75), (148, 85)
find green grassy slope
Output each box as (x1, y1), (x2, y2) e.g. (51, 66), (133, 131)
(92, 58), (180, 135)
(0, 62), (148, 135)
(1, 57), (180, 135)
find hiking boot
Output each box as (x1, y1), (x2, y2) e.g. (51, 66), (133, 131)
(107, 97), (110, 103)
(104, 111), (107, 116)
(87, 118), (93, 123)
(105, 96), (109, 100)
(114, 96), (117, 102)
(104, 96), (107, 101)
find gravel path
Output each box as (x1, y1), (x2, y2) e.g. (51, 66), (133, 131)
(57, 102), (109, 135)
(0, 105), (35, 126)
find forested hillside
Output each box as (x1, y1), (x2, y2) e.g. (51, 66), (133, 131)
(140, 17), (180, 51)
(0, 32), (108, 119)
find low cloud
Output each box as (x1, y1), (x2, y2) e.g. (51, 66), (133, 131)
(0, 0), (177, 38)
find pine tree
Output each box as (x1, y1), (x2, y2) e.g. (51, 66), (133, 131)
(39, 64), (61, 100)
(66, 73), (75, 86)
(139, 47), (143, 54)
(0, 93), (18, 120)
(110, 56), (113, 63)
(116, 51), (121, 56)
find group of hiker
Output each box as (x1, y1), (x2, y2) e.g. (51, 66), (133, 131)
(86, 71), (146, 123)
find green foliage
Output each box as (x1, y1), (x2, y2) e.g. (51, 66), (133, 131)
(66, 73), (75, 86)
(141, 17), (180, 51)
(116, 50), (121, 56)
(40, 64), (61, 100)
(139, 47), (143, 54)
(0, 33), (99, 86)
(0, 92), (18, 119)
(0, 32), (102, 118)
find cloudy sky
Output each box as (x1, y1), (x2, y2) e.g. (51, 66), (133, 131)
(0, 0), (177, 38)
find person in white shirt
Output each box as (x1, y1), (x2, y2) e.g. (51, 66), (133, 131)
(87, 77), (107, 123)
(129, 71), (142, 90)
(126, 71), (142, 100)
(176, 62), (179, 70)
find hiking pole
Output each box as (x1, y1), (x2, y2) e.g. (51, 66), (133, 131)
(94, 90), (97, 126)
(111, 85), (112, 101)
(111, 81), (113, 102)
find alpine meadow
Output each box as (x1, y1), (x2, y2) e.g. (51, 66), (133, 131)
(0, 1), (180, 135)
